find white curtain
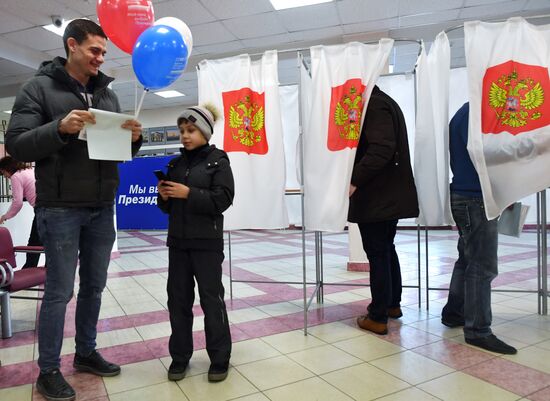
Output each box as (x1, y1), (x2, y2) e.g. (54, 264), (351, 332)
(198, 51), (289, 229)
(303, 40), (394, 232)
(449, 67), (469, 116)
(279, 85), (300, 190)
(414, 32), (453, 226)
(299, 56), (312, 191)
(465, 17), (550, 219)
(279, 84), (301, 225)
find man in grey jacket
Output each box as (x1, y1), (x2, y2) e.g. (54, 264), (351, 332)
(6, 19), (142, 401)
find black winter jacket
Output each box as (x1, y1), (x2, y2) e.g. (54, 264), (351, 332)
(6, 57), (142, 207)
(157, 145), (234, 248)
(348, 86), (419, 223)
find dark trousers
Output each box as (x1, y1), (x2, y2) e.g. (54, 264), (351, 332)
(22, 215), (43, 268)
(358, 220), (402, 323)
(167, 247), (231, 366)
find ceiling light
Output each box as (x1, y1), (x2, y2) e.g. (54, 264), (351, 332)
(3, 110), (12, 115)
(270, 0), (333, 10)
(43, 18), (83, 36)
(153, 90), (186, 98)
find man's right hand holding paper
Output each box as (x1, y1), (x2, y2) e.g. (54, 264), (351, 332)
(59, 110), (96, 134)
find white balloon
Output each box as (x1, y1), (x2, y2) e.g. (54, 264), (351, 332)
(154, 17), (193, 55)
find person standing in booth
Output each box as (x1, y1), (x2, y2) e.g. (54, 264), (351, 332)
(0, 156), (41, 268)
(6, 19), (143, 401)
(157, 104), (234, 382)
(441, 102), (516, 354)
(349, 85), (419, 335)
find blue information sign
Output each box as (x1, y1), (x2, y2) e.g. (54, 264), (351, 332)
(116, 156), (173, 229)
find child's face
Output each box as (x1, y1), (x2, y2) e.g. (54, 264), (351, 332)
(179, 121), (207, 150)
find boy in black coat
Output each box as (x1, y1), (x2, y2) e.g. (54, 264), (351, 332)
(157, 104), (234, 382)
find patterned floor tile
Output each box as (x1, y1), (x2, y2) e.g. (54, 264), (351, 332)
(1, 228), (548, 401)
(463, 357), (550, 396)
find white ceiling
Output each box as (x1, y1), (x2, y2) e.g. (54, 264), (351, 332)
(0, 0), (549, 117)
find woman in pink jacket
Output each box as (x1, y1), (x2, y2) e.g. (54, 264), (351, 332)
(0, 156), (41, 268)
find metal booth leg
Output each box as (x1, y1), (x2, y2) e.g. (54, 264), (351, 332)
(1, 290), (13, 339)
(541, 190), (548, 315)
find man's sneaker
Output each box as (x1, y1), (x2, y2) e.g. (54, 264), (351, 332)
(208, 363), (229, 382)
(356, 315), (388, 335)
(465, 334), (517, 354)
(387, 307), (403, 319)
(168, 361), (188, 381)
(36, 369), (76, 401)
(73, 350), (121, 377)
(441, 316), (465, 328)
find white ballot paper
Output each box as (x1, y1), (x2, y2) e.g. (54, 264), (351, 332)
(85, 108), (133, 161)
(498, 202), (530, 238)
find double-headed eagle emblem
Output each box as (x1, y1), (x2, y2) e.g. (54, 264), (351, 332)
(488, 70), (544, 128)
(228, 96), (265, 147)
(334, 86), (363, 140)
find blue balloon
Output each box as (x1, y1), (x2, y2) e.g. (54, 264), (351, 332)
(132, 25), (188, 90)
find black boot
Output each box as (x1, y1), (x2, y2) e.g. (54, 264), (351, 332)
(168, 360), (189, 381)
(208, 363), (229, 382)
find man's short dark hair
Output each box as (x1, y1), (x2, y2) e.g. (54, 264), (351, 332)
(63, 19), (108, 56)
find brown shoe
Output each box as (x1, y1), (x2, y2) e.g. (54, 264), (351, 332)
(387, 307), (403, 319)
(356, 315), (388, 335)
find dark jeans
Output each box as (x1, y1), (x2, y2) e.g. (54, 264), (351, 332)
(167, 247), (231, 366)
(22, 214), (43, 268)
(36, 206), (115, 372)
(358, 220), (401, 323)
(442, 193), (498, 339)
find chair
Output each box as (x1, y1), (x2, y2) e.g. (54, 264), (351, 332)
(0, 227), (46, 338)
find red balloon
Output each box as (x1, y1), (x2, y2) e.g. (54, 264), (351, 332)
(97, 0), (154, 54)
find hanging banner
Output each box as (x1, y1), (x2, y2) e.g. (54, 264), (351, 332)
(198, 51), (288, 230)
(303, 40), (393, 232)
(465, 17), (550, 219)
(414, 32), (454, 226)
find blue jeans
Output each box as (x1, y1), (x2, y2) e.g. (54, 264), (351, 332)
(442, 193), (498, 339)
(36, 206), (115, 371)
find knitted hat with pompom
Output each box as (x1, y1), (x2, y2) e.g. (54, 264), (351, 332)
(177, 104), (218, 141)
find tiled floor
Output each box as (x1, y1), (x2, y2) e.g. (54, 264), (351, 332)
(1, 228), (549, 401)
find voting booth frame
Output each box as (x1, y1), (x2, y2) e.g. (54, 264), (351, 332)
(190, 44), (548, 335)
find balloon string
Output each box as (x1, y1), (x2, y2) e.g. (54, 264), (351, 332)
(135, 88), (148, 119)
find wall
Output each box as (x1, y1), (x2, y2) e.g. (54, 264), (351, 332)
(138, 105), (185, 129)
